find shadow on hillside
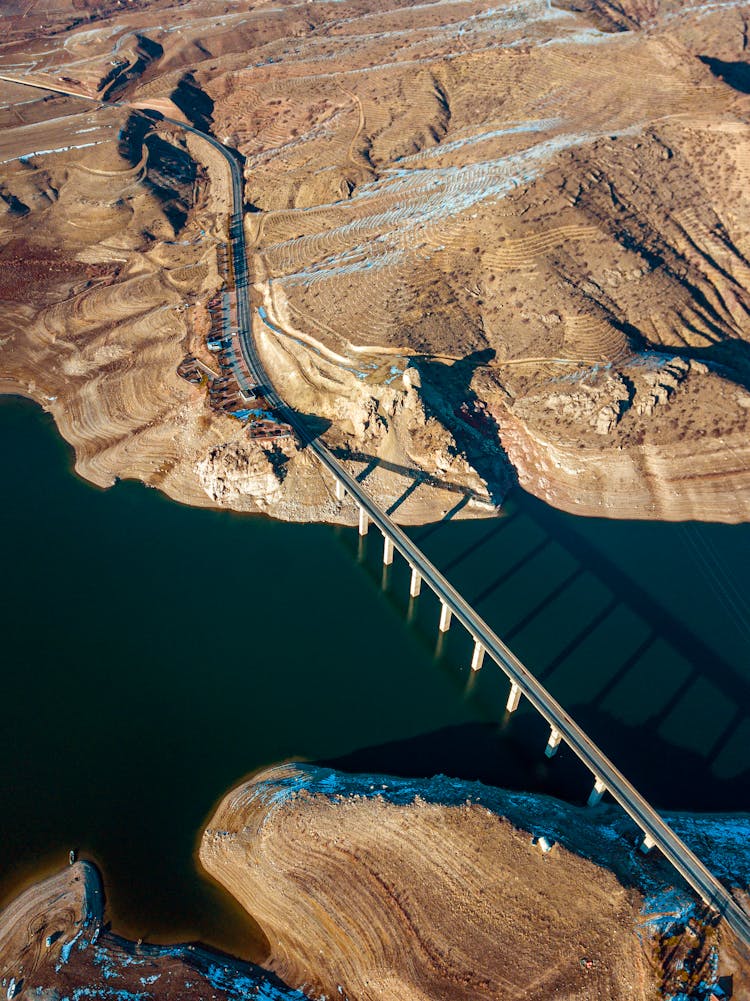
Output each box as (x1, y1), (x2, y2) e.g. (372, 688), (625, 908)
(621, 315), (750, 393)
(327, 448), (491, 504)
(699, 55), (750, 95)
(411, 348), (515, 506)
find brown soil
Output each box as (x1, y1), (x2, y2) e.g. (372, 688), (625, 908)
(200, 765), (750, 1001)
(0, 240), (114, 301)
(201, 765), (652, 1001)
(3, 772), (749, 1001)
(1, 0), (750, 523)
(0, 861), (295, 1000)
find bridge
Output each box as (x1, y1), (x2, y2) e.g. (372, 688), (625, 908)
(3, 72), (750, 948)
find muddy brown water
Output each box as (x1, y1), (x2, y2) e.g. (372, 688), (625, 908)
(1, 395), (748, 957)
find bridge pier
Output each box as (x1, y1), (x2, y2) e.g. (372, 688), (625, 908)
(640, 833), (657, 854)
(439, 602), (452, 633)
(335, 479), (345, 502)
(506, 682), (521, 713)
(587, 777), (607, 807)
(470, 640), (485, 672)
(382, 535), (394, 566)
(358, 507), (369, 537)
(410, 567), (422, 598)
(545, 727), (562, 758)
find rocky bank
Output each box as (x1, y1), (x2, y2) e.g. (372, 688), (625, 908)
(3, 765), (750, 1001)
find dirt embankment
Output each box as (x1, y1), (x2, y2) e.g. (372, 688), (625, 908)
(0, 862), (298, 1001)
(0, 98), (338, 521)
(200, 765), (750, 1001)
(3, 768), (749, 1001)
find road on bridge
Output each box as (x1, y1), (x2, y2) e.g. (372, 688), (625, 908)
(188, 115), (750, 952)
(3, 73), (749, 949)
(185, 112), (750, 951)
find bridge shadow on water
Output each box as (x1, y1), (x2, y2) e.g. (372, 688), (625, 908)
(320, 710), (749, 814)
(327, 489), (750, 814)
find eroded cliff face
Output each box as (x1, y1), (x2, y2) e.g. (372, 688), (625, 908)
(1, 0), (750, 523)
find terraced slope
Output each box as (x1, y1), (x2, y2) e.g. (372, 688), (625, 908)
(1, 0), (749, 521)
(0, 863), (300, 1001)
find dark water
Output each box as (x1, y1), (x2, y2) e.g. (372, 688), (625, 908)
(1, 395), (749, 955)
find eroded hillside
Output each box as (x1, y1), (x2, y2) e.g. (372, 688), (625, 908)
(200, 765), (750, 1001)
(1, 0), (749, 521)
(5, 768), (748, 1001)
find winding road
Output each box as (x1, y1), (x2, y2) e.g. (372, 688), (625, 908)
(177, 111), (750, 952)
(3, 73), (750, 949)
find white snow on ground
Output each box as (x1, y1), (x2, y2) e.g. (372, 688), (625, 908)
(0, 140), (108, 164)
(274, 130), (630, 286)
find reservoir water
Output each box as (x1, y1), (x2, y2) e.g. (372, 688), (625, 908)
(1, 395), (749, 957)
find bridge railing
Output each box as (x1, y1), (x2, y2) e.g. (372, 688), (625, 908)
(7, 73), (745, 947)
(186, 102), (750, 947)
(314, 450), (750, 942)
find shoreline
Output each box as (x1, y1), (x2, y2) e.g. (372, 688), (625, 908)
(5, 388), (750, 531)
(5, 766), (748, 1001)
(0, 843), (269, 966)
(1, 391), (748, 962)
(3, 767), (749, 965)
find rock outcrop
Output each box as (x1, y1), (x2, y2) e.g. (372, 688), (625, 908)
(2, 0), (750, 523)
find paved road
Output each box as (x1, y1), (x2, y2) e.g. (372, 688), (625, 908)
(190, 117), (750, 950)
(4, 73), (750, 948)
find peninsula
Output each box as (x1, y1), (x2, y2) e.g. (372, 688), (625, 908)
(1, 0), (749, 523)
(2, 767), (749, 1001)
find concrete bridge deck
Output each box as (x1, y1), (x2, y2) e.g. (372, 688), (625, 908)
(190, 114), (750, 950)
(206, 113), (750, 949)
(3, 73), (749, 948)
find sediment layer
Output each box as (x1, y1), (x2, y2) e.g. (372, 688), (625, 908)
(1, 0), (750, 523)
(200, 764), (750, 1001)
(3, 768), (749, 1000)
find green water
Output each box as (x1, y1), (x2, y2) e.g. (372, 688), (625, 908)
(1, 395), (748, 955)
